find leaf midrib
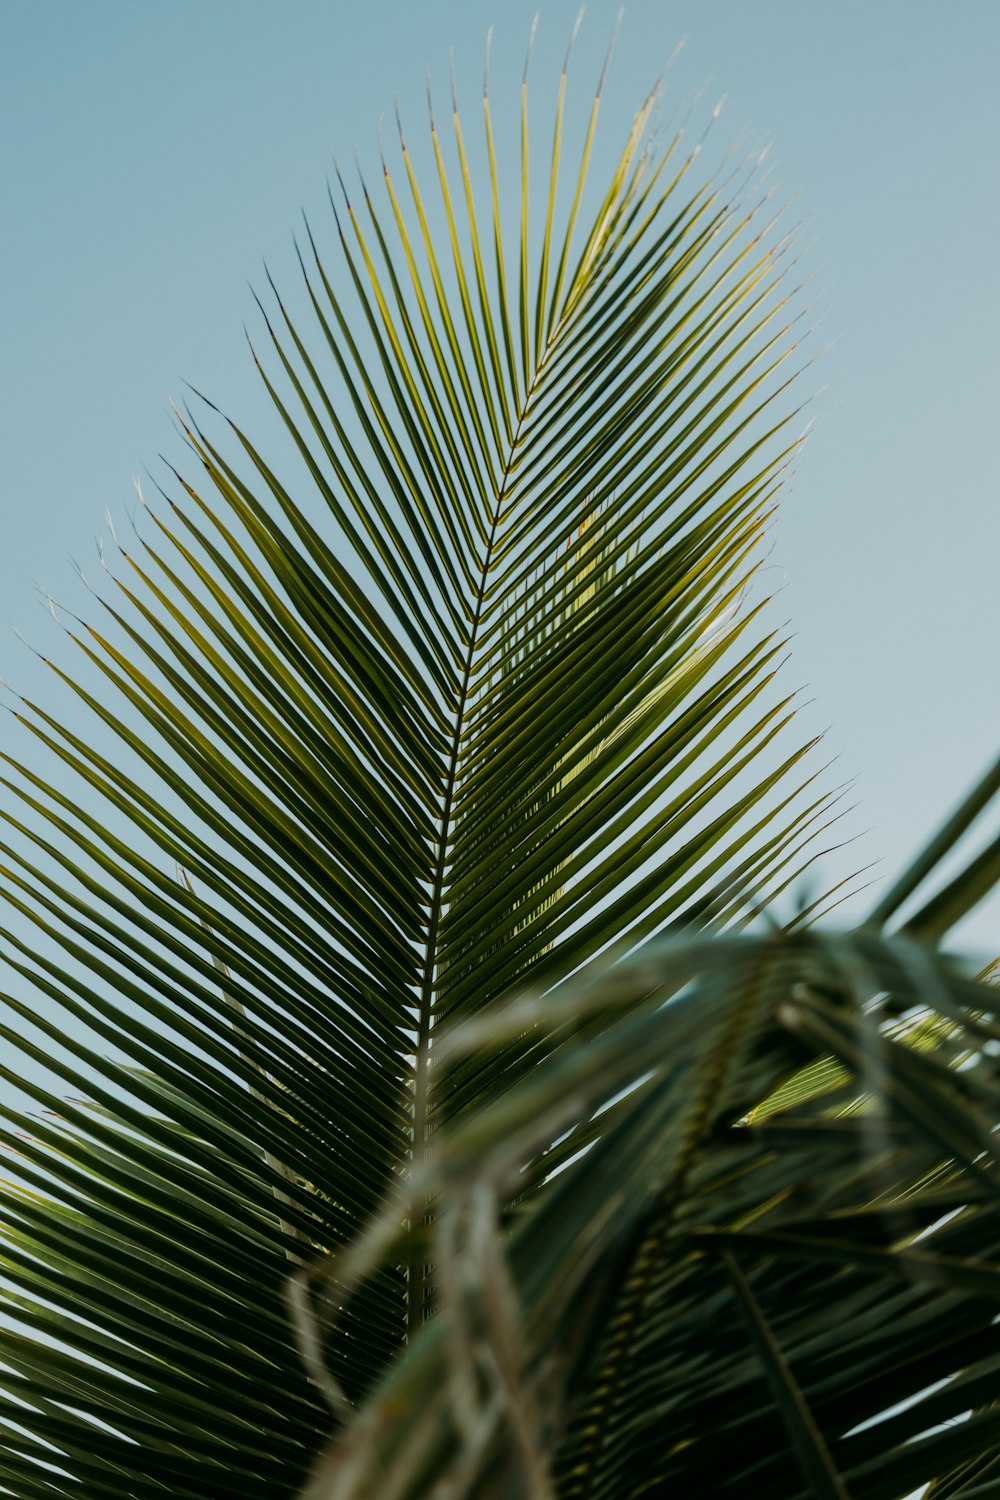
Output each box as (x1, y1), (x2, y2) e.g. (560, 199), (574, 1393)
(406, 358), (547, 1339)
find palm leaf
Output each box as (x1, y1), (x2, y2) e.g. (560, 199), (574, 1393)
(295, 914), (1000, 1500)
(0, 32), (833, 1496)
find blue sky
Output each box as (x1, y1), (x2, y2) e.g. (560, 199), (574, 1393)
(1, 0), (999, 958)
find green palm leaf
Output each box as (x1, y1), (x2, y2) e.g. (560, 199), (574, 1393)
(291, 754), (1000, 1498)
(295, 917), (1000, 1500)
(0, 34), (836, 1496)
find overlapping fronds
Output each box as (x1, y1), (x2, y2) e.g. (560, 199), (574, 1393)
(293, 769), (1000, 1498)
(0, 32), (836, 1496)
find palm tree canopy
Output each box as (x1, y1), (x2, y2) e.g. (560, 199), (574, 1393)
(4, 29), (999, 1500)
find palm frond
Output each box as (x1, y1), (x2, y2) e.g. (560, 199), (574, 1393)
(0, 32), (833, 1495)
(295, 914), (1000, 1500)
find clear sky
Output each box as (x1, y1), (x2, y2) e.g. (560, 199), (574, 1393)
(1, 0), (998, 959)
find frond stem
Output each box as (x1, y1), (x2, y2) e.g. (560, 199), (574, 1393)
(408, 362), (546, 1340)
